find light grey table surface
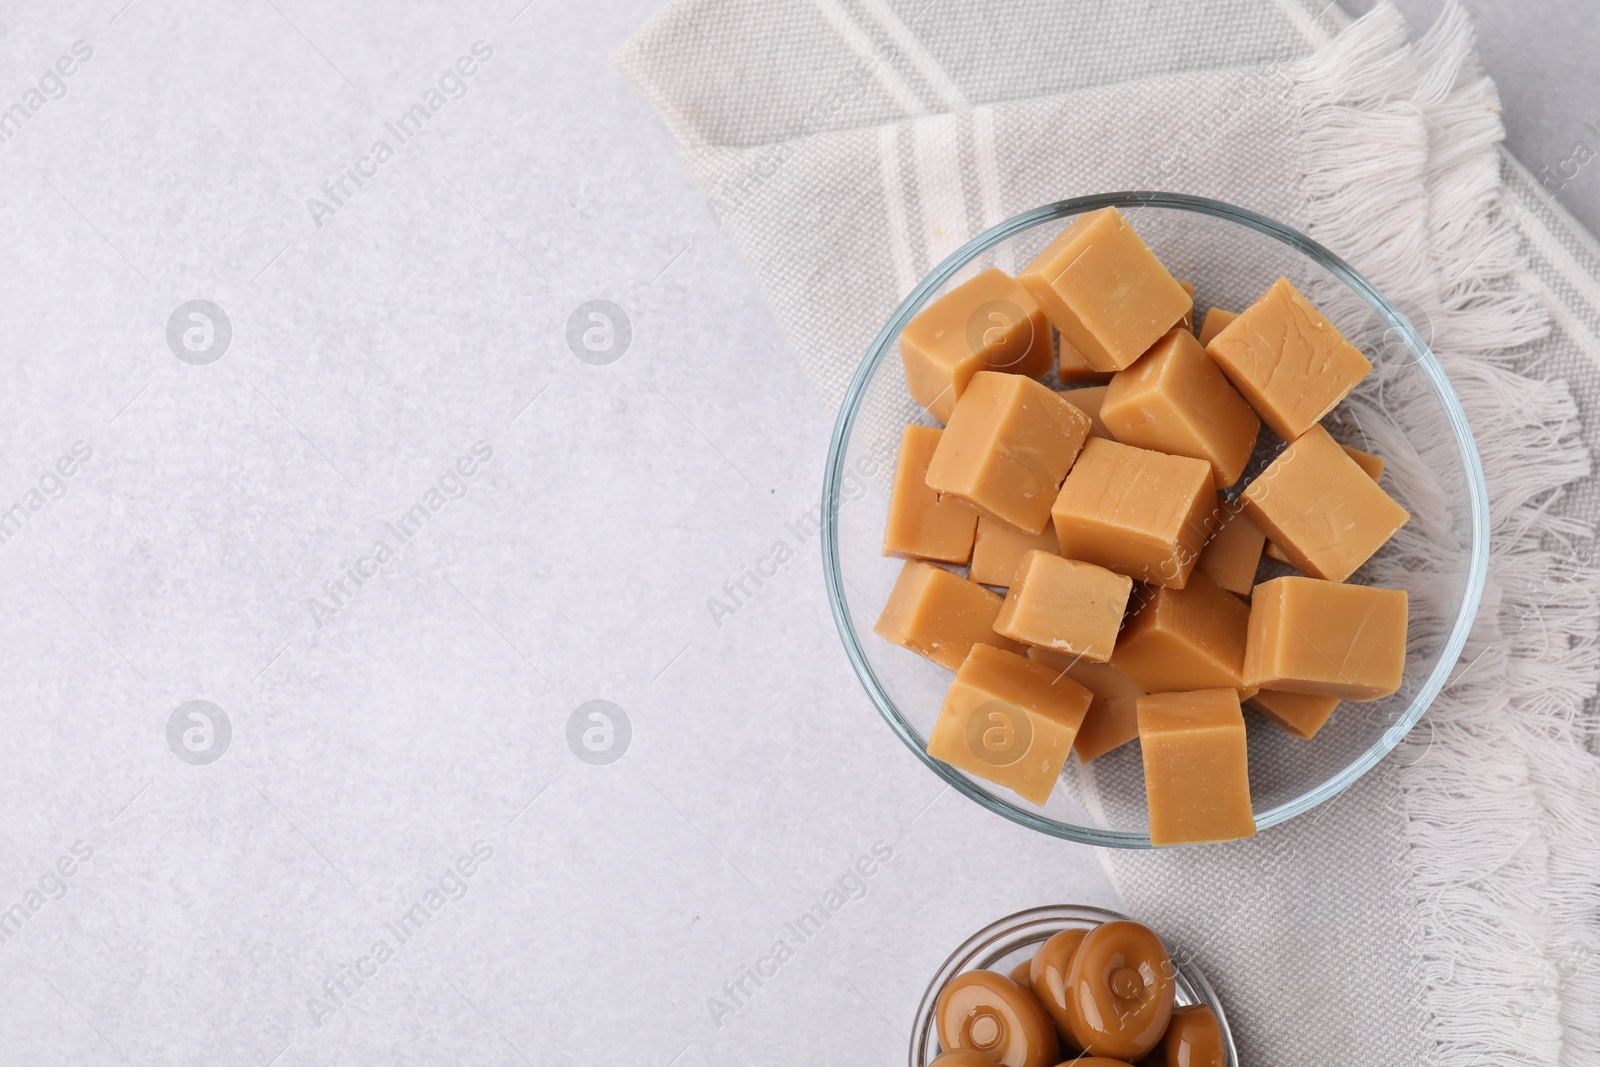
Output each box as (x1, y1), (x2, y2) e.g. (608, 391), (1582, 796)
(0, 2), (1120, 1065)
(0, 2), (1587, 1065)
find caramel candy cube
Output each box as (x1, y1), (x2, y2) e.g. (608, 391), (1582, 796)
(1242, 576), (1408, 699)
(1249, 689), (1341, 740)
(1111, 570), (1251, 695)
(1102, 327), (1261, 487)
(1062, 385), (1114, 440)
(1194, 504), (1265, 596)
(874, 560), (1024, 670)
(900, 268), (1054, 422)
(1052, 438), (1214, 588)
(1262, 442), (1386, 565)
(1242, 426), (1409, 582)
(969, 517), (1060, 587)
(927, 371), (1091, 534)
(1019, 207), (1192, 373)
(1062, 286), (1190, 380)
(883, 425), (979, 564)
(1030, 648), (1146, 762)
(1342, 444), (1385, 480)
(1139, 689), (1257, 846)
(1197, 307), (1237, 346)
(995, 552), (1133, 662)
(927, 644), (1093, 804)
(1205, 277), (1372, 440)
(1058, 344), (1114, 385)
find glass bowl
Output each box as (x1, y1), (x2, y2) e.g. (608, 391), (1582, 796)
(820, 192), (1487, 848)
(909, 905), (1238, 1067)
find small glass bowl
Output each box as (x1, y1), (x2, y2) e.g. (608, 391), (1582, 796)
(821, 192), (1488, 848)
(909, 904), (1238, 1067)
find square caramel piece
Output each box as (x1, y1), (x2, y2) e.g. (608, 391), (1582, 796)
(1058, 342), (1114, 385)
(927, 371), (1091, 534)
(1139, 689), (1257, 846)
(1176, 281), (1196, 331)
(1030, 648), (1146, 762)
(1242, 425), (1409, 582)
(900, 268), (1053, 422)
(995, 552), (1133, 662)
(1250, 689), (1341, 740)
(1052, 438), (1214, 588)
(1262, 442), (1386, 565)
(1062, 385), (1114, 440)
(1243, 576), (1408, 700)
(1342, 444), (1386, 480)
(874, 560), (1024, 671)
(1194, 503), (1266, 596)
(1110, 570), (1251, 695)
(1197, 306), (1237, 346)
(882, 425), (978, 564)
(927, 644), (1093, 805)
(1205, 277), (1372, 440)
(1019, 207), (1192, 373)
(1102, 327), (1261, 487)
(969, 517), (1060, 587)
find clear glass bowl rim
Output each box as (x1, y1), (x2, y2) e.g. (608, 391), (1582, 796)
(819, 191), (1490, 849)
(906, 904), (1238, 1067)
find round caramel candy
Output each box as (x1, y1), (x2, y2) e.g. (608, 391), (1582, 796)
(1062, 920), (1175, 1061)
(935, 970), (1060, 1067)
(930, 1052), (1003, 1066)
(1028, 927), (1088, 1039)
(1154, 1004), (1225, 1067)
(1009, 957), (1035, 993)
(1051, 1060), (1133, 1066)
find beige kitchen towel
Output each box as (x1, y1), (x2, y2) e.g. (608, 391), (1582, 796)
(618, 2), (1600, 1063)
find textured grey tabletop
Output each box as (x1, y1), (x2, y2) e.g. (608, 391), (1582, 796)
(0, 2), (1122, 1065)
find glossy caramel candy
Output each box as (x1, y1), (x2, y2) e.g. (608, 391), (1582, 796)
(1062, 919), (1177, 1059)
(926, 644), (1093, 805)
(1027, 928), (1088, 1038)
(934, 969), (1060, 1067)
(1139, 689), (1257, 846)
(1052, 438), (1214, 588)
(1205, 276), (1372, 440)
(1102, 327), (1260, 487)
(927, 372), (1091, 534)
(900, 268), (1053, 422)
(1155, 1004), (1227, 1067)
(929, 1052), (1005, 1067)
(1110, 570), (1251, 696)
(874, 560), (1023, 671)
(1243, 426), (1408, 583)
(994, 552), (1132, 663)
(1242, 576), (1407, 700)
(883, 425), (979, 564)
(1019, 207), (1192, 373)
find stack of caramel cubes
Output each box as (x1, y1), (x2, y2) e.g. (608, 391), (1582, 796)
(875, 207), (1410, 846)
